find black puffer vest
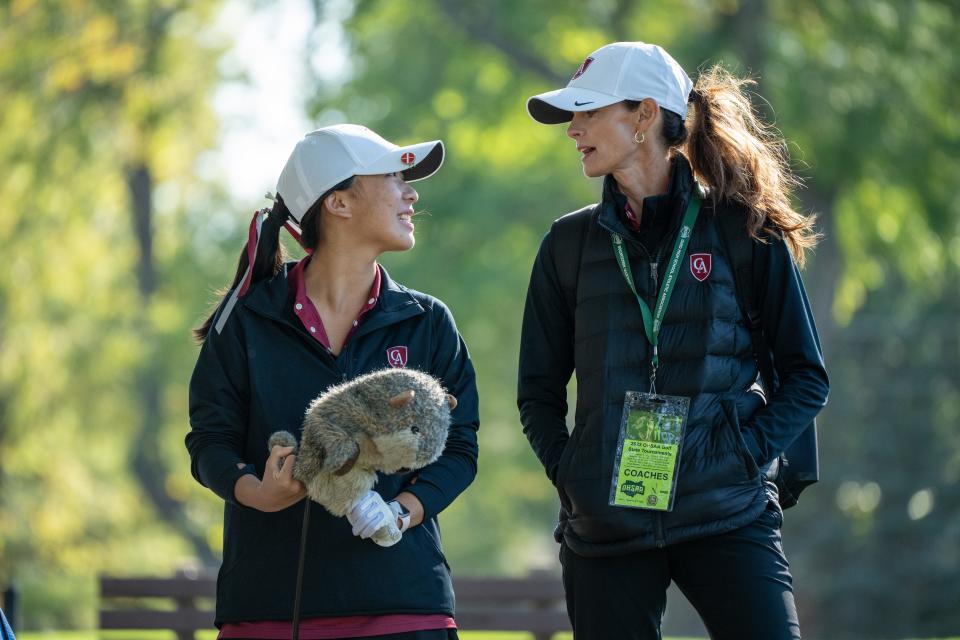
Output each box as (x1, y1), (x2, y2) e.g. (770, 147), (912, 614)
(555, 158), (770, 556)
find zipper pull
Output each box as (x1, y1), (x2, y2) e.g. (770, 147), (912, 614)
(650, 262), (659, 290)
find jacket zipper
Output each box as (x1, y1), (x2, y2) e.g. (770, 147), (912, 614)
(654, 513), (666, 548)
(337, 342), (351, 381)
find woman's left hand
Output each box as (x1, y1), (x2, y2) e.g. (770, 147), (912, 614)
(347, 490), (425, 539)
(347, 490), (395, 539)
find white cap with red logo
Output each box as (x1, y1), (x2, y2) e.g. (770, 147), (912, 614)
(527, 42), (693, 124)
(214, 125), (443, 335)
(277, 124), (444, 222)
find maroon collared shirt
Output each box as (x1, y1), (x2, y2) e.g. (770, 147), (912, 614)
(288, 256), (382, 353)
(624, 201), (641, 231)
(219, 614), (457, 639)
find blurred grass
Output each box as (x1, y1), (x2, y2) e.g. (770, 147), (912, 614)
(16, 633), (960, 640)
(21, 633), (574, 640)
(16, 632), (716, 640)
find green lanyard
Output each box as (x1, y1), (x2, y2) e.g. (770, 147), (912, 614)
(610, 193), (701, 391)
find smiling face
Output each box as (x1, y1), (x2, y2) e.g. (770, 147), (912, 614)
(566, 101), (648, 178)
(334, 172), (419, 252)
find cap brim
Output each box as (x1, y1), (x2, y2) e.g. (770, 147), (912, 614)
(526, 88), (622, 124)
(359, 140), (445, 182)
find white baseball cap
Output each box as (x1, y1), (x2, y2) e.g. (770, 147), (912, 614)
(277, 124), (444, 222)
(527, 42), (693, 124)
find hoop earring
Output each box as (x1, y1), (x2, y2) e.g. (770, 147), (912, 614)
(634, 131), (645, 144)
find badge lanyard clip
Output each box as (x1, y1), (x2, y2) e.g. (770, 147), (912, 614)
(649, 346), (658, 394)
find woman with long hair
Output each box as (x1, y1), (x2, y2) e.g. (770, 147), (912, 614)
(187, 124), (477, 639)
(519, 42), (828, 639)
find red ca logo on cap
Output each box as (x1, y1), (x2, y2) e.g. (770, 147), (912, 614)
(690, 253), (712, 282)
(386, 346), (408, 368)
(401, 152), (416, 166)
(571, 57), (594, 80)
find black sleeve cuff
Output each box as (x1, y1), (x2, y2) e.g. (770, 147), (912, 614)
(209, 461), (257, 507)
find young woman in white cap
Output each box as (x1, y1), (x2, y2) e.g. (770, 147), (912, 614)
(187, 124), (477, 639)
(519, 42), (829, 639)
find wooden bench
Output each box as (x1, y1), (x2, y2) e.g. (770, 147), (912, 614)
(99, 569), (570, 640)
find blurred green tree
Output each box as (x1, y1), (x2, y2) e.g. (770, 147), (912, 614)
(0, 0), (229, 626)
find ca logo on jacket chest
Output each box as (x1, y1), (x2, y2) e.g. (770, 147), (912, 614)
(690, 253), (712, 282)
(386, 346), (408, 368)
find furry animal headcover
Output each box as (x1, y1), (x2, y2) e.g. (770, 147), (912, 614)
(269, 368), (456, 545)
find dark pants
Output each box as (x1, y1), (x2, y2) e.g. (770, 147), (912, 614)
(560, 503), (800, 640)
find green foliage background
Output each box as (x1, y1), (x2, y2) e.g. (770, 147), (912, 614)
(1, 0), (958, 638)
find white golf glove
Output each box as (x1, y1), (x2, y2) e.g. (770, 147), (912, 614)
(347, 490), (396, 541)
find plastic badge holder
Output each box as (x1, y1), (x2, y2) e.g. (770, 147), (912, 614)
(609, 391), (689, 511)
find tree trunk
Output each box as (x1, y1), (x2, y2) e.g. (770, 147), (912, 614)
(127, 163), (216, 566)
(800, 185), (841, 352)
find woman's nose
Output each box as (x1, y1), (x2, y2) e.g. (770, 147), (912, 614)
(404, 183), (419, 203)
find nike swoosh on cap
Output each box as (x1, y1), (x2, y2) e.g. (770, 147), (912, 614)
(574, 101), (594, 106)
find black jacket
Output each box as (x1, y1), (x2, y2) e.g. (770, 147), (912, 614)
(518, 156), (828, 556)
(186, 264), (479, 625)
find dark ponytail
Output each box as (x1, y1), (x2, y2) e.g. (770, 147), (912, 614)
(683, 66), (818, 266)
(192, 176), (355, 343)
(192, 197), (293, 343)
(628, 65), (819, 266)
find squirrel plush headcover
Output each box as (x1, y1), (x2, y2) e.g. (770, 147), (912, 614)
(269, 368), (456, 545)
